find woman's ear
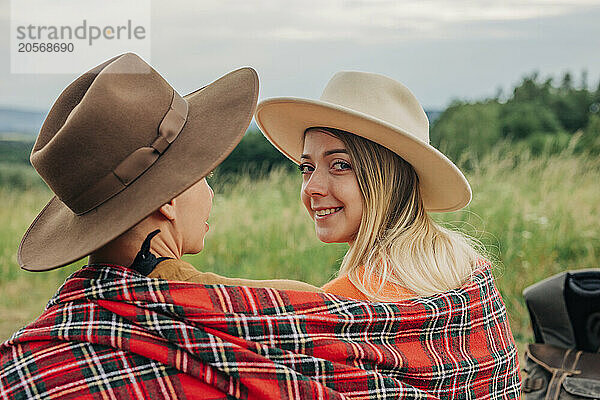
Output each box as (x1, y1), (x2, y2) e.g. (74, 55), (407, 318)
(158, 199), (176, 221)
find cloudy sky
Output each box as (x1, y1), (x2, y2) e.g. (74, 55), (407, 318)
(1, 0), (599, 111)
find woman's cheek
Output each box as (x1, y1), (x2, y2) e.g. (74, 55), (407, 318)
(300, 192), (313, 219)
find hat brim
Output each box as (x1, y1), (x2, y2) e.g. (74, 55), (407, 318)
(19, 67), (259, 271)
(255, 97), (471, 213)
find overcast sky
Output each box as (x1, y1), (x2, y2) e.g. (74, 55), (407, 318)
(1, 0), (599, 112)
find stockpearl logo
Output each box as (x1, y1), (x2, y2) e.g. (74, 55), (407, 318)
(10, 0), (151, 74)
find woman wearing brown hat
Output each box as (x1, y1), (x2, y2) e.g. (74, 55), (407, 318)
(1, 53), (323, 398)
(15, 52), (320, 292)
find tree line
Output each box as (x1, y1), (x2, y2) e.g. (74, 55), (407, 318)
(430, 71), (600, 164)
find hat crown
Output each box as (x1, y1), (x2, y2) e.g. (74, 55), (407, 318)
(320, 71), (429, 143)
(31, 53), (175, 212)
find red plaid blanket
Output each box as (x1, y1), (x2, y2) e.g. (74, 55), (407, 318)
(0, 263), (520, 399)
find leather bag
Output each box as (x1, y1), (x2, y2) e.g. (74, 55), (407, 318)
(523, 343), (600, 399)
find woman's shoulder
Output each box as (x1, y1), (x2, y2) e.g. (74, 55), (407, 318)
(322, 274), (370, 301)
(322, 266), (415, 302)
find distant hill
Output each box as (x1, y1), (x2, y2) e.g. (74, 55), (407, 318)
(0, 108), (46, 136)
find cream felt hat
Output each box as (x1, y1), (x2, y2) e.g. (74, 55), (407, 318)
(254, 71), (471, 212)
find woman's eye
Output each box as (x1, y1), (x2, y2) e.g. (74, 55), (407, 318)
(332, 161), (351, 171)
(298, 163), (314, 174)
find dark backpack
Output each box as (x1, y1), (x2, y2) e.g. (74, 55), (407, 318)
(522, 270), (600, 399)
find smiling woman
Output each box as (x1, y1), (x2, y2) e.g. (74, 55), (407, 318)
(254, 70), (521, 397)
(300, 125), (483, 301)
(255, 71), (484, 301)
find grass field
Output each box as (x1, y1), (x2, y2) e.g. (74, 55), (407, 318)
(1, 145), (599, 360)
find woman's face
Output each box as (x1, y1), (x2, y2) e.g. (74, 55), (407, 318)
(175, 177), (214, 254)
(300, 129), (364, 245)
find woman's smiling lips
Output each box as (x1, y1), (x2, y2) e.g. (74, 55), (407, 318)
(313, 206), (344, 220)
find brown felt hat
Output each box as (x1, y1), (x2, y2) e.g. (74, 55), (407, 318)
(18, 53), (258, 271)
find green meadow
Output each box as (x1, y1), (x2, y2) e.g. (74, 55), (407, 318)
(1, 143), (599, 359)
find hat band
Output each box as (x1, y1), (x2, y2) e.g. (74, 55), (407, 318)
(66, 90), (189, 215)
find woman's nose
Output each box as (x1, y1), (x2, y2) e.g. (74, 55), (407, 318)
(303, 169), (328, 197)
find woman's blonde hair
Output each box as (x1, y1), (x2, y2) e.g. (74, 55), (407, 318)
(320, 128), (483, 301)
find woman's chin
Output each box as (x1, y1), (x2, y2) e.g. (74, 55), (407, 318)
(315, 228), (357, 245)
(316, 232), (347, 244)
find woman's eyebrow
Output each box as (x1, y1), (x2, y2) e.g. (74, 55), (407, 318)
(301, 149), (348, 160)
(323, 149), (348, 156)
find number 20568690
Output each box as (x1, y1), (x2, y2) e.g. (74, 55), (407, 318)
(17, 42), (74, 52)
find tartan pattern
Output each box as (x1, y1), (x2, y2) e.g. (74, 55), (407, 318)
(1, 263), (521, 399)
